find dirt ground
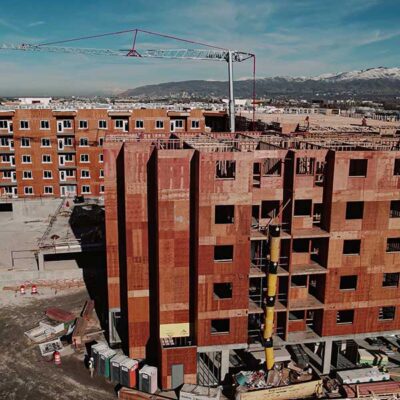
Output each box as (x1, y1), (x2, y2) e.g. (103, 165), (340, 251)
(0, 287), (116, 400)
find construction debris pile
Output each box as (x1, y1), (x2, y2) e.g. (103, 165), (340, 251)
(23, 300), (103, 360)
(234, 361), (314, 391)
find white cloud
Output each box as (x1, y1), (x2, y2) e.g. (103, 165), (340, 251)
(28, 21), (45, 28)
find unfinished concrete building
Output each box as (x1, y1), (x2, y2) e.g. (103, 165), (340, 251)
(104, 130), (400, 389)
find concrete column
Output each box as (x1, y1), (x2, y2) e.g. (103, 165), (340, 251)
(37, 251), (45, 271)
(220, 349), (230, 382)
(322, 340), (332, 375)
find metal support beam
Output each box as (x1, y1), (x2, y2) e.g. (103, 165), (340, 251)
(322, 339), (332, 375)
(228, 50), (235, 133)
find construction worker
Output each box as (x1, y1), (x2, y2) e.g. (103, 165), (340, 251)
(89, 356), (94, 378)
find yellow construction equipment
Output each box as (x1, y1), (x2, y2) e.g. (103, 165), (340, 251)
(263, 225), (281, 370)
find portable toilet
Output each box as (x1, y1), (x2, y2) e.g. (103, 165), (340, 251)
(110, 354), (129, 383)
(99, 348), (117, 378)
(139, 365), (158, 394)
(120, 358), (139, 388)
(91, 342), (108, 374)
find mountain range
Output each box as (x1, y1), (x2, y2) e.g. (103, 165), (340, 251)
(120, 67), (400, 100)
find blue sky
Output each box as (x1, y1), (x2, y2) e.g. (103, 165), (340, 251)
(0, 0), (399, 96)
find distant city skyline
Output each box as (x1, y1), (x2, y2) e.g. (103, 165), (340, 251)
(0, 0), (399, 96)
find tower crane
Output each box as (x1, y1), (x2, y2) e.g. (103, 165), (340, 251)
(1, 28), (256, 132)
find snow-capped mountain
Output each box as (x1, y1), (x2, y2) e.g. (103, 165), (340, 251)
(121, 67), (400, 99)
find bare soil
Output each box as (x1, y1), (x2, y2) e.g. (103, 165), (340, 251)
(0, 288), (116, 400)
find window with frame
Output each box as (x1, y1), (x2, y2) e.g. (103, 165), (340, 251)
(63, 120), (72, 129)
(99, 153), (103, 163)
(115, 119), (124, 129)
(79, 120), (88, 129)
(98, 120), (107, 129)
(379, 306), (395, 321)
(41, 138), (51, 147)
(80, 154), (89, 163)
(20, 120), (29, 129)
(3, 171), (11, 178)
(82, 185), (91, 194)
(44, 186), (53, 194)
(383, 272), (400, 287)
(100, 185), (105, 193)
(155, 120), (164, 129)
(136, 120), (144, 129)
(215, 205), (234, 224)
(43, 170), (52, 179)
(0, 138), (9, 146)
(174, 120), (184, 128)
(79, 137), (89, 147)
(2, 155), (11, 162)
(21, 137), (30, 147)
(24, 186), (33, 195)
(81, 170), (90, 178)
(64, 137), (73, 146)
(22, 155), (31, 164)
(99, 169), (104, 178)
(40, 120), (50, 130)
(65, 170), (74, 177)
(390, 201), (400, 218)
(23, 170), (32, 179)
(42, 154), (51, 163)
(191, 120), (200, 129)
(0, 120), (8, 129)
(65, 154), (73, 161)
(99, 137), (104, 146)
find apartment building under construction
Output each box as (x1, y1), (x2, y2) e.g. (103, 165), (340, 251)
(104, 129), (400, 389)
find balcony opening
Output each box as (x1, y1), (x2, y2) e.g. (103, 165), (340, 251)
(293, 239), (309, 253)
(343, 239), (361, 255)
(340, 275), (358, 290)
(296, 157), (315, 175)
(346, 201), (364, 220)
(214, 245), (233, 262)
(386, 238), (400, 253)
(349, 159), (367, 177)
(213, 283), (232, 300)
(252, 205), (260, 228)
(383, 272), (399, 287)
(289, 310), (305, 321)
(313, 203), (322, 225)
(263, 158), (281, 176)
(294, 199), (312, 216)
(379, 306), (396, 321)
(216, 160), (236, 179)
(394, 159), (400, 176)
(390, 201), (400, 218)
(291, 275), (307, 288)
(261, 200), (280, 219)
(215, 205), (234, 224)
(253, 163), (261, 187)
(336, 310), (354, 325)
(211, 319), (230, 334)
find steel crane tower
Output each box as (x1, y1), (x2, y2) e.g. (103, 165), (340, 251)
(1, 29), (256, 132)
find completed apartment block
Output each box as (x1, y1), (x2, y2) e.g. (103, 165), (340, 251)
(0, 108), (205, 199)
